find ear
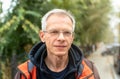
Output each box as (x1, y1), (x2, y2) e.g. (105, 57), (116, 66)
(71, 35), (74, 43)
(39, 30), (45, 42)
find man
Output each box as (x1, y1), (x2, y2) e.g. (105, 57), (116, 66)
(15, 9), (100, 79)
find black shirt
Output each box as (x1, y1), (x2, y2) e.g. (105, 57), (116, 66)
(37, 61), (69, 79)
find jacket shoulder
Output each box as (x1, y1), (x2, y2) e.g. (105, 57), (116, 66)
(82, 58), (100, 79)
(17, 60), (36, 79)
(18, 60), (29, 72)
(16, 60), (32, 79)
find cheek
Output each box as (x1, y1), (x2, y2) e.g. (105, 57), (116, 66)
(45, 37), (55, 45)
(68, 37), (74, 44)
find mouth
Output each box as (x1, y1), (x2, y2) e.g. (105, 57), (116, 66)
(54, 45), (67, 48)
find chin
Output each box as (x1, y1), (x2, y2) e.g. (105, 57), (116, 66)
(55, 51), (68, 56)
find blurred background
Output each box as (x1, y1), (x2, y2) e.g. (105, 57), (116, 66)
(0, 0), (119, 79)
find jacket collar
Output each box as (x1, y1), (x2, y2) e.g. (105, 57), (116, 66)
(29, 42), (83, 74)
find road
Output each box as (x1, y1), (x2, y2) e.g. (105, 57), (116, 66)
(87, 49), (120, 79)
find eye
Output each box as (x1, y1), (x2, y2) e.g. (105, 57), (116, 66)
(50, 30), (59, 34)
(64, 31), (72, 35)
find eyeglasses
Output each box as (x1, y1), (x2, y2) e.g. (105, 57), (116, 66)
(43, 30), (74, 37)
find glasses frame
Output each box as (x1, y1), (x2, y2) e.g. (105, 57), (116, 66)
(43, 30), (74, 38)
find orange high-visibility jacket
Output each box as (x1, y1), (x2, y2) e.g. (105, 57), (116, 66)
(15, 60), (99, 79)
(14, 42), (100, 79)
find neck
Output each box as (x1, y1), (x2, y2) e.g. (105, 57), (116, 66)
(45, 54), (69, 72)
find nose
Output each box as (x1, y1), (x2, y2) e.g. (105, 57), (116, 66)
(57, 32), (65, 40)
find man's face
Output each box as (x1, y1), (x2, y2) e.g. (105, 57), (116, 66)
(40, 14), (74, 56)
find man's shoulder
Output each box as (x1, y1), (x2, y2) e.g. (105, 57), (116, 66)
(82, 58), (94, 67)
(82, 58), (100, 79)
(18, 60), (35, 73)
(82, 58), (95, 73)
(17, 60), (31, 71)
(18, 60), (29, 67)
(15, 60), (35, 79)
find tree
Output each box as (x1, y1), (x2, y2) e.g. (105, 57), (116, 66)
(0, 0), (46, 78)
(74, 0), (111, 46)
(0, 0), (112, 55)
(0, 1), (2, 13)
(116, 23), (120, 43)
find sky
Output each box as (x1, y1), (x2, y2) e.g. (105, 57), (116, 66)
(111, 0), (120, 12)
(1, 0), (11, 12)
(110, 0), (120, 24)
(0, 0), (14, 17)
(109, 0), (120, 39)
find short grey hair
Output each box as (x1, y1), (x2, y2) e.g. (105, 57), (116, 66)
(41, 9), (75, 31)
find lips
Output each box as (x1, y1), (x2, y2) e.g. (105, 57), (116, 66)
(54, 45), (67, 49)
(55, 45), (67, 47)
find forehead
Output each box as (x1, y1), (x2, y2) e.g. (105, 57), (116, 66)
(46, 14), (73, 30)
(47, 13), (73, 24)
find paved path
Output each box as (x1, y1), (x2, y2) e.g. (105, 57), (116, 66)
(87, 49), (115, 79)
